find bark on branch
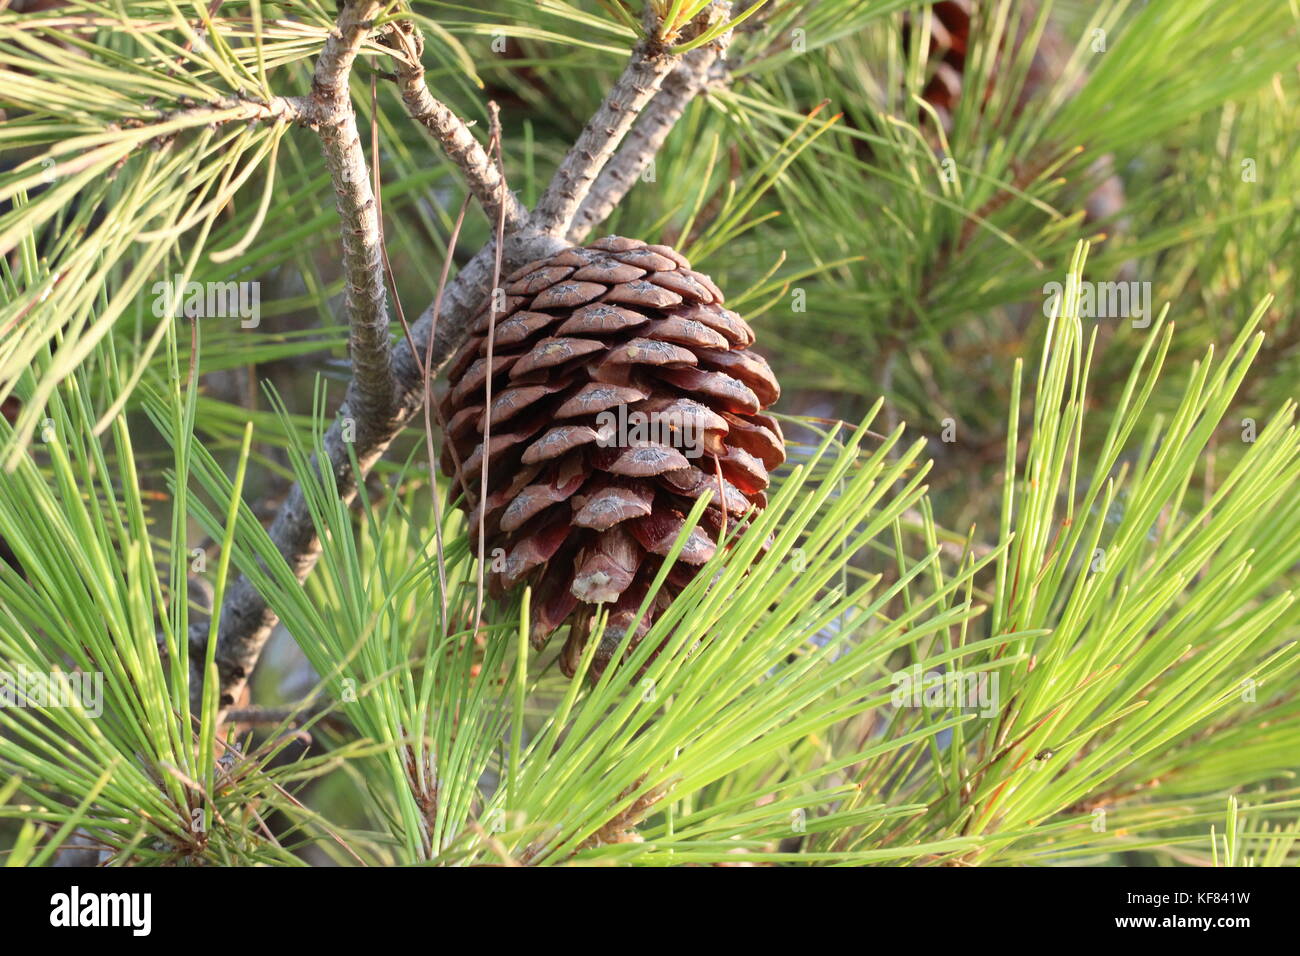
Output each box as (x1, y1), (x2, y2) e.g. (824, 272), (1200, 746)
(567, 23), (733, 242)
(173, 95), (319, 127)
(380, 21), (528, 234)
(312, 3), (398, 433)
(191, 0), (400, 711)
(528, 7), (687, 235)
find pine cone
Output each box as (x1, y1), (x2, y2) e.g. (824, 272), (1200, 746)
(907, 1), (1125, 223)
(439, 236), (784, 678)
(909, 0), (1066, 134)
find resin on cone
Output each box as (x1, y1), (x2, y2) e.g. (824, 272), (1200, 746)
(439, 236), (784, 678)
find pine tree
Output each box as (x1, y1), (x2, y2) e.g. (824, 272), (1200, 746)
(0, 0), (1297, 868)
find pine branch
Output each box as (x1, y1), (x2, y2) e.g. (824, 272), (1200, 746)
(567, 17), (734, 242)
(191, 0), (401, 711)
(380, 20), (528, 233)
(169, 95), (319, 127)
(310, 0), (397, 433)
(528, 5), (687, 236)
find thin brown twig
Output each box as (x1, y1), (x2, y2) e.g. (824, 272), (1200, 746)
(371, 70), (449, 639)
(711, 450), (728, 543)
(424, 199), (476, 509)
(422, 195), (472, 635)
(475, 102), (508, 632)
(367, 42), (474, 512)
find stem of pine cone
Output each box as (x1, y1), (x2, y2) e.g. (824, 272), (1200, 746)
(195, 4), (734, 721)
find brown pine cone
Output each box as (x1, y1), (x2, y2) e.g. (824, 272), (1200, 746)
(906, 1), (1125, 223)
(908, 0), (1068, 134)
(439, 236), (784, 678)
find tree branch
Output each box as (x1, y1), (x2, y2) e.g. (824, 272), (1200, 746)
(528, 7), (685, 236)
(380, 20), (527, 234)
(172, 94), (319, 127)
(311, 0), (397, 431)
(191, 0), (400, 711)
(566, 16), (734, 243)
